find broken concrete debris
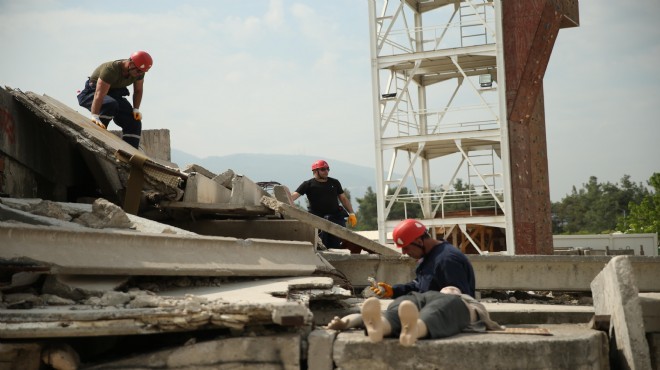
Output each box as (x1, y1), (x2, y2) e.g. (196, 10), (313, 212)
(2, 87), (659, 368)
(0, 189), (356, 368)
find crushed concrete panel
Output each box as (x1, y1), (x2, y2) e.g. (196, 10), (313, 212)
(0, 277), (346, 339)
(261, 196), (399, 256)
(0, 222), (324, 277)
(5, 89), (186, 205)
(0, 197), (197, 235)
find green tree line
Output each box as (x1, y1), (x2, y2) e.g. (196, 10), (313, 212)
(552, 173), (658, 235)
(352, 173), (659, 236)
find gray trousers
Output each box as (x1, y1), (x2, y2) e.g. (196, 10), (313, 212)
(384, 291), (470, 339)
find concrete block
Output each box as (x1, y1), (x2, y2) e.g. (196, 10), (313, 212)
(307, 329), (337, 370)
(182, 172), (231, 204)
(640, 293), (660, 332)
(273, 184), (294, 204)
(332, 325), (608, 370)
(84, 334), (301, 370)
(322, 253), (416, 290)
(0, 342), (43, 370)
(591, 255), (652, 369)
(271, 302), (313, 326)
(181, 163), (216, 179)
(139, 129), (171, 161)
(212, 169), (235, 189)
(230, 175), (271, 206)
(648, 333), (660, 370)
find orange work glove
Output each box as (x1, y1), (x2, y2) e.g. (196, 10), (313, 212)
(369, 282), (393, 298)
(347, 213), (357, 227)
(132, 108), (142, 121)
(91, 114), (106, 129)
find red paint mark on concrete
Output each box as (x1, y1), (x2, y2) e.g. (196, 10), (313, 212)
(0, 108), (16, 145)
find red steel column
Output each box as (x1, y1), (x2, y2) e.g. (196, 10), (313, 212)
(502, 0), (569, 254)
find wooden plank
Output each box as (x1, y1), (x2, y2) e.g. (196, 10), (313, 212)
(260, 196), (399, 256)
(488, 327), (552, 336)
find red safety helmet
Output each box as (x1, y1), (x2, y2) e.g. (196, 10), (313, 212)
(130, 51), (153, 72)
(392, 219), (427, 248)
(311, 160), (329, 171)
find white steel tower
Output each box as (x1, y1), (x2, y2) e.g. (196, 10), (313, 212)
(367, 0), (514, 254)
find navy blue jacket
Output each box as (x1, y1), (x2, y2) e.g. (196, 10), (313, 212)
(392, 241), (476, 298)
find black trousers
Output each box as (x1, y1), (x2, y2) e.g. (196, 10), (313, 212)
(315, 212), (346, 249)
(77, 80), (142, 148)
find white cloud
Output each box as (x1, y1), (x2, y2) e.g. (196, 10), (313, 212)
(0, 0), (657, 196)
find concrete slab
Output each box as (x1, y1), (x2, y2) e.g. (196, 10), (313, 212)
(321, 253), (416, 289)
(0, 200), (87, 229)
(0, 277), (343, 339)
(591, 255), (652, 369)
(0, 197), (197, 235)
(9, 91), (184, 203)
(331, 324), (608, 370)
(261, 196), (399, 256)
(471, 255), (660, 292)
(0, 222), (324, 277)
(326, 253), (660, 292)
(307, 329), (337, 370)
(158, 200), (274, 217)
(158, 276), (343, 304)
(166, 219), (315, 242)
(84, 334), (301, 370)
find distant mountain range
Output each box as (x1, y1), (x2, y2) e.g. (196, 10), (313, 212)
(171, 150), (377, 207)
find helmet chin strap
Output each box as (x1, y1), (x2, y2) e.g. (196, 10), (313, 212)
(409, 240), (425, 254)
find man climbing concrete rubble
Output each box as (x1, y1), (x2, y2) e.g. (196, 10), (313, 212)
(291, 159), (357, 249)
(77, 50), (153, 149)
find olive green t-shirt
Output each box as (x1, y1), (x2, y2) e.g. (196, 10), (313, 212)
(89, 60), (144, 88)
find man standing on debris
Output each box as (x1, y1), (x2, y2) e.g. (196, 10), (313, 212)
(370, 219), (476, 298)
(327, 286), (503, 346)
(77, 50), (153, 149)
(291, 159), (357, 249)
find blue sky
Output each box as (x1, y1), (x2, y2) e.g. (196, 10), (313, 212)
(1, 0), (658, 201)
